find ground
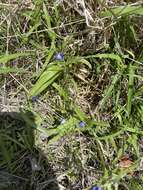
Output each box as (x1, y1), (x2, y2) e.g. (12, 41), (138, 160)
(0, 0), (143, 190)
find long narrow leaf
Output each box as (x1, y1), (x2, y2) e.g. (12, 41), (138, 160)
(100, 5), (143, 17)
(0, 67), (25, 74)
(29, 65), (63, 97)
(85, 53), (122, 63)
(0, 53), (30, 64)
(100, 73), (121, 109)
(127, 64), (135, 116)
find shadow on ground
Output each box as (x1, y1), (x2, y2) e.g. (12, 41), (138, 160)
(0, 111), (59, 190)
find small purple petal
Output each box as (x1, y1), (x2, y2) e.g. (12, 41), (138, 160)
(91, 186), (101, 190)
(31, 96), (38, 102)
(54, 52), (64, 61)
(79, 121), (86, 128)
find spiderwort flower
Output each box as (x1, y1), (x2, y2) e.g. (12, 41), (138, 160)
(91, 186), (101, 190)
(79, 121), (86, 128)
(31, 96), (38, 102)
(54, 52), (64, 61)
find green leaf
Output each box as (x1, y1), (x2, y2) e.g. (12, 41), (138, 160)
(26, 22), (40, 37)
(36, 116), (79, 145)
(43, 2), (52, 28)
(127, 64), (135, 116)
(130, 180), (143, 190)
(85, 53), (122, 63)
(48, 117), (78, 144)
(39, 48), (55, 76)
(0, 67), (25, 74)
(100, 5), (143, 18)
(97, 129), (123, 140)
(43, 2), (56, 41)
(52, 82), (69, 101)
(73, 104), (87, 121)
(68, 56), (92, 69)
(100, 73), (121, 109)
(128, 134), (140, 157)
(29, 64), (63, 97)
(0, 53), (30, 64)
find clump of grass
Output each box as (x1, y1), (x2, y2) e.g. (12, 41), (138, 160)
(0, 1), (143, 190)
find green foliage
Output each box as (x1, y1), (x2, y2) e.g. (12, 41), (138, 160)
(0, 53), (30, 64)
(100, 73), (121, 109)
(127, 64), (135, 116)
(52, 82), (69, 101)
(85, 53), (122, 63)
(29, 56), (91, 97)
(0, 1), (143, 190)
(100, 4), (143, 17)
(29, 64), (63, 97)
(0, 67), (25, 74)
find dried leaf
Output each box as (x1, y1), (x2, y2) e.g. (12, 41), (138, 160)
(118, 155), (133, 168)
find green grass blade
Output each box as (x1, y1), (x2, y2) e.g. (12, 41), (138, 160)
(43, 2), (56, 41)
(39, 49), (55, 76)
(67, 56), (92, 69)
(26, 22), (40, 38)
(48, 117), (78, 144)
(100, 73), (121, 109)
(43, 2), (52, 28)
(127, 64), (135, 116)
(85, 53), (122, 63)
(100, 5), (143, 17)
(128, 134), (140, 157)
(0, 53), (30, 64)
(0, 67), (25, 74)
(73, 104), (87, 121)
(29, 65), (63, 97)
(97, 130), (123, 140)
(52, 82), (68, 101)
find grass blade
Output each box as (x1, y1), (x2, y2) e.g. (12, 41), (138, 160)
(29, 65), (63, 97)
(85, 53), (122, 63)
(100, 5), (143, 17)
(127, 64), (135, 116)
(0, 67), (25, 74)
(100, 73), (121, 109)
(0, 53), (30, 64)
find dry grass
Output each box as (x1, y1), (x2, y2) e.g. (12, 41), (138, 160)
(1, 0), (143, 190)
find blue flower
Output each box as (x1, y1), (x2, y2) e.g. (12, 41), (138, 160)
(79, 121), (86, 128)
(91, 186), (101, 190)
(54, 52), (64, 61)
(31, 96), (38, 102)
